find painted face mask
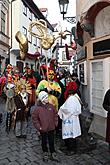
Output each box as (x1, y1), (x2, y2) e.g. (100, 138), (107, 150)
(47, 70), (54, 80)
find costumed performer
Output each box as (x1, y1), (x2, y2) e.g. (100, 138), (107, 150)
(36, 69), (61, 111)
(14, 78), (32, 138)
(23, 68), (36, 119)
(4, 64), (15, 133)
(0, 74), (6, 96)
(25, 68), (36, 106)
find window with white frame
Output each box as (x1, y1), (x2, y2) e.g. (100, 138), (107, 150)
(1, 11), (5, 34)
(28, 43), (30, 50)
(29, 11), (32, 20)
(23, 4), (27, 16)
(90, 58), (110, 117)
(78, 61), (87, 85)
(28, 32), (32, 43)
(22, 26), (27, 37)
(62, 50), (67, 61)
(33, 15), (37, 21)
(33, 37), (37, 46)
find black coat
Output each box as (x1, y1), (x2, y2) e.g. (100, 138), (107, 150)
(103, 89), (110, 143)
(58, 81), (65, 108)
(14, 94), (26, 121)
(103, 89), (110, 114)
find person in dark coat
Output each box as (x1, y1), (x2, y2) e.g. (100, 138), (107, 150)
(14, 85), (29, 138)
(103, 89), (110, 152)
(56, 69), (66, 136)
(32, 91), (59, 162)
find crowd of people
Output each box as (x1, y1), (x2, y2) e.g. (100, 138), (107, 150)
(0, 62), (110, 162)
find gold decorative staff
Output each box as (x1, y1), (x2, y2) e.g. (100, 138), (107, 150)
(28, 19), (67, 50)
(15, 31), (28, 60)
(28, 19), (67, 78)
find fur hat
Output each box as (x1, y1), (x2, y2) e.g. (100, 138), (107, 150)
(38, 91), (48, 101)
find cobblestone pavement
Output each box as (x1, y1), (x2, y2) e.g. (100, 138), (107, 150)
(0, 98), (110, 165)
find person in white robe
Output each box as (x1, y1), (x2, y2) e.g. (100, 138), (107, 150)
(58, 92), (81, 155)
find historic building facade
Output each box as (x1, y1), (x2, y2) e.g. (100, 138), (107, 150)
(9, 0), (54, 73)
(0, 0), (10, 74)
(75, 0), (110, 137)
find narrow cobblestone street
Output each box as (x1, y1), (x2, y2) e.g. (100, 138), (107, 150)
(0, 98), (110, 165)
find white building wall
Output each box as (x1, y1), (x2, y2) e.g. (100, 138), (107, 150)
(0, 0), (10, 70)
(11, 1), (37, 53)
(10, 0), (53, 68)
(95, 6), (110, 37)
(11, 0), (21, 49)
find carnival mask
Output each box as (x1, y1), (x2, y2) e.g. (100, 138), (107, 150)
(47, 70), (54, 80)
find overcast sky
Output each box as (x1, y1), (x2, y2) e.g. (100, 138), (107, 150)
(33, 0), (76, 30)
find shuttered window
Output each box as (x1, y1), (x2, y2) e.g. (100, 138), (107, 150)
(1, 11), (5, 34)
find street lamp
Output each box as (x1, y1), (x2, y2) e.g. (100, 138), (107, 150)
(58, 0), (76, 24)
(58, 0), (69, 20)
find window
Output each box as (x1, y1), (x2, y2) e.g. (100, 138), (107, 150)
(28, 33), (32, 43)
(29, 11), (32, 20)
(78, 61), (87, 85)
(22, 26), (27, 36)
(62, 51), (67, 61)
(33, 37), (37, 46)
(23, 4), (27, 16)
(90, 58), (110, 117)
(79, 63), (85, 84)
(1, 11), (5, 34)
(31, 64), (34, 70)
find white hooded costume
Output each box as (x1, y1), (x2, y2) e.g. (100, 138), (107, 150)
(58, 93), (81, 139)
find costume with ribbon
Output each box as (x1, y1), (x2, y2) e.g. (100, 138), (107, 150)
(36, 69), (61, 111)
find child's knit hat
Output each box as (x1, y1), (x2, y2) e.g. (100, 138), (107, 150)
(38, 91), (48, 101)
